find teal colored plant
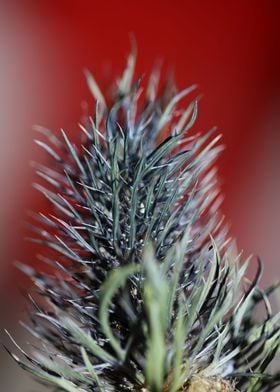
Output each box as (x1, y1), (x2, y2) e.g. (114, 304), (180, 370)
(5, 48), (280, 391)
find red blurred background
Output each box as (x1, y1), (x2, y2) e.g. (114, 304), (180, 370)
(0, 1), (279, 390)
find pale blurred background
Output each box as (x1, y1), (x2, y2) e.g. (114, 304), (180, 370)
(0, 1), (279, 390)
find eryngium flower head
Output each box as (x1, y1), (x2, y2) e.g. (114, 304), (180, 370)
(5, 49), (280, 392)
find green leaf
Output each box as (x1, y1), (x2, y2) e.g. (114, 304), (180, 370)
(99, 263), (141, 361)
(143, 243), (169, 391)
(84, 69), (106, 107)
(62, 317), (115, 364)
(81, 347), (105, 391)
(169, 294), (189, 392)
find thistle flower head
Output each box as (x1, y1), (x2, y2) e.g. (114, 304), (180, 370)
(5, 49), (280, 392)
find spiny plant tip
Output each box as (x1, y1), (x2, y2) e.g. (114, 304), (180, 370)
(4, 47), (280, 392)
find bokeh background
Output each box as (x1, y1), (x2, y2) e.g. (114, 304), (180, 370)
(0, 1), (280, 390)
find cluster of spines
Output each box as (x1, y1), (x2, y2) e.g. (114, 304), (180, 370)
(4, 50), (280, 392)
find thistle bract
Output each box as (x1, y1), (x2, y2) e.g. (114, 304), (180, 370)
(5, 49), (280, 392)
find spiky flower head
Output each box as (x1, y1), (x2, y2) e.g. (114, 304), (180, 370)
(5, 49), (280, 392)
